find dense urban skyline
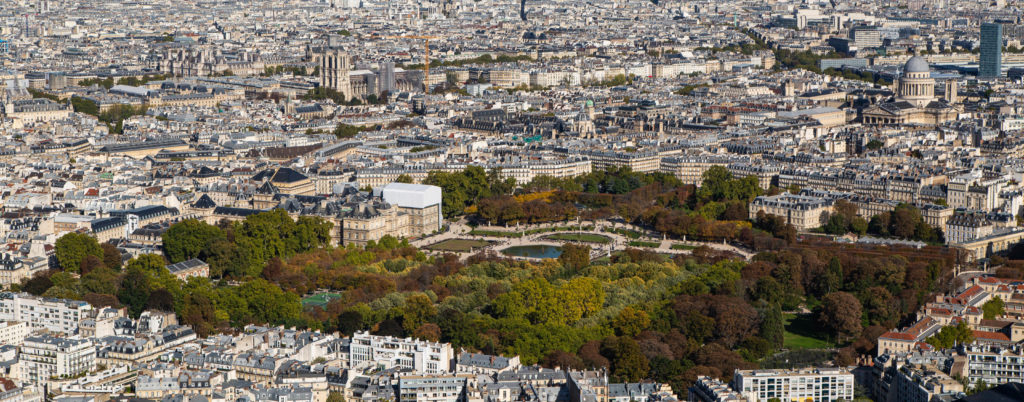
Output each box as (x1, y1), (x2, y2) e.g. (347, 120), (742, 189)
(2, 0), (1024, 401)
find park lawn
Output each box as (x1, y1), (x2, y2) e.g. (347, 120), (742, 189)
(301, 292), (342, 309)
(670, 244), (696, 250)
(605, 227), (643, 239)
(426, 239), (493, 252)
(469, 229), (523, 238)
(542, 233), (612, 244)
(783, 313), (833, 349)
(628, 240), (661, 248)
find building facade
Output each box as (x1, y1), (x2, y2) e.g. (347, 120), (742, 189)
(20, 335), (95, 382)
(733, 368), (854, 402)
(980, 23), (1003, 78)
(320, 47), (353, 102)
(0, 293), (92, 335)
(349, 332), (453, 374)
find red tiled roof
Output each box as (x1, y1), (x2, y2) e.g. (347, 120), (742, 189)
(907, 317), (936, 335)
(979, 277), (1002, 284)
(929, 307), (953, 316)
(958, 285), (984, 300)
(880, 331), (916, 341)
(973, 330), (1011, 342)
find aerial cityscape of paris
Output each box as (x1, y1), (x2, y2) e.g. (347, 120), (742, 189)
(1, 0), (1024, 401)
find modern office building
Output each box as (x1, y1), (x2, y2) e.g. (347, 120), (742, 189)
(733, 368), (855, 402)
(851, 26), (882, 49)
(980, 23), (1003, 78)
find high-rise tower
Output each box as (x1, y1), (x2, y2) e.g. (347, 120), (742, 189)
(980, 22), (1003, 78)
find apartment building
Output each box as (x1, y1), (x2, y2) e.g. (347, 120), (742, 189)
(733, 368), (854, 402)
(528, 157), (592, 180)
(888, 364), (963, 402)
(0, 322), (28, 347)
(660, 155), (741, 186)
(728, 162), (782, 190)
(349, 332), (453, 374)
(946, 214), (993, 244)
(586, 150), (661, 173)
(0, 292), (92, 335)
(688, 376), (745, 402)
(484, 69), (529, 88)
(748, 193), (834, 230)
(0, 254), (47, 287)
(947, 172), (1005, 212)
(397, 374), (474, 402)
(20, 335), (95, 382)
(961, 345), (1024, 387)
(456, 352), (521, 376)
(529, 70), (580, 87)
(778, 167), (944, 204)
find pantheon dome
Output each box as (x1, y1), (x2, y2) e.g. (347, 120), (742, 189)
(897, 56), (935, 107)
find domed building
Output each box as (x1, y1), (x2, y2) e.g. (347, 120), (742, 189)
(862, 56), (959, 126)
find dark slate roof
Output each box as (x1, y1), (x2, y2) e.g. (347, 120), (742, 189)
(955, 382), (1024, 402)
(458, 352), (512, 369)
(193, 194), (217, 209)
(251, 168), (277, 182)
(256, 181), (278, 195)
(213, 207), (263, 217)
(271, 167), (309, 184)
(192, 166), (219, 178)
(91, 217), (125, 232)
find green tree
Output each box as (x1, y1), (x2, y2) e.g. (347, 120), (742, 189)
(760, 304), (785, 347)
(162, 219), (226, 263)
(424, 166), (493, 218)
(818, 291), (862, 342)
(396, 174), (414, 183)
(55, 232), (103, 273)
(557, 277), (605, 323)
(118, 265), (151, 318)
(601, 336), (650, 382)
(492, 278), (558, 325)
(823, 257), (843, 295)
(612, 306), (650, 336)
(926, 321), (974, 349)
(338, 308), (368, 335)
(327, 392), (346, 402)
(224, 279), (303, 326)
(101, 243), (123, 271)
(402, 293), (438, 332)
(982, 296), (1005, 320)
(559, 243), (591, 271)
(696, 166), (761, 204)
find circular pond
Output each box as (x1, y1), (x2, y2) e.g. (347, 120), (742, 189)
(501, 245), (563, 259)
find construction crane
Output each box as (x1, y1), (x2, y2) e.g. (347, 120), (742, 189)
(383, 35), (439, 93)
